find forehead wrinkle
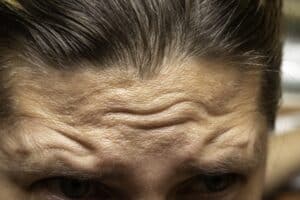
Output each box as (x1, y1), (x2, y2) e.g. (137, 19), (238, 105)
(9, 76), (105, 124)
(199, 119), (266, 168)
(8, 58), (263, 136)
(0, 118), (94, 167)
(77, 99), (209, 130)
(54, 84), (242, 129)
(0, 119), (135, 177)
(9, 59), (249, 121)
(63, 91), (189, 127)
(165, 60), (257, 116)
(204, 108), (262, 141)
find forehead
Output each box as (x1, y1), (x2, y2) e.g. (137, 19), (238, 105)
(10, 59), (259, 117)
(5, 59), (265, 165)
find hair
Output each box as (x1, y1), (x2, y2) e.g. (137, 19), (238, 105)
(0, 0), (282, 129)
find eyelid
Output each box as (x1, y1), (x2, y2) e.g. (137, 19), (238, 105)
(31, 177), (93, 199)
(29, 174), (94, 188)
(175, 173), (244, 198)
(31, 176), (126, 200)
(177, 164), (250, 181)
(177, 157), (255, 179)
(19, 171), (96, 191)
(185, 172), (245, 185)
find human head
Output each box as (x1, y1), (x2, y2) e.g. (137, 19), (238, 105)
(0, 0), (282, 200)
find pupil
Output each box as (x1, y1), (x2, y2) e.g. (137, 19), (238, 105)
(60, 179), (90, 198)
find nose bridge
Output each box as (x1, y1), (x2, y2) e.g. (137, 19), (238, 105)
(135, 192), (166, 200)
(137, 197), (165, 200)
(130, 182), (167, 200)
(130, 158), (173, 200)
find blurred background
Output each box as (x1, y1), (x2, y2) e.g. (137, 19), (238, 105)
(278, 0), (300, 132)
(274, 0), (300, 199)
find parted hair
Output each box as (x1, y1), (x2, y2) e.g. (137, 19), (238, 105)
(0, 0), (282, 128)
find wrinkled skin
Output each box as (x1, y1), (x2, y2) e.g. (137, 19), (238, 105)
(0, 59), (267, 200)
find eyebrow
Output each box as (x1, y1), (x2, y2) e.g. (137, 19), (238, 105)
(175, 154), (260, 177)
(12, 151), (259, 184)
(7, 122), (260, 183)
(9, 157), (132, 186)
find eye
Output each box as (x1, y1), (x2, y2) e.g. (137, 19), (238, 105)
(32, 177), (114, 200)
(58, 178), (93, 198)
(176, 173), (243, 199)
(201, 173), (238, 192)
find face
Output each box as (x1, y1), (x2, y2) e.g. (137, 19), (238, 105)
(0, 59), (267, 200)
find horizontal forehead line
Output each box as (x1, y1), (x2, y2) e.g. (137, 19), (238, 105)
(15, 87), (232, 128)
(7, 57), (261, 127)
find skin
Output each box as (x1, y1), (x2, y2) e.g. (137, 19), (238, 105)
(0, 58), (268, 200)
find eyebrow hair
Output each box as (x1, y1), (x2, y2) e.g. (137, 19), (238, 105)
(10, 149), (260, 186)
(9, 157), (132, 186)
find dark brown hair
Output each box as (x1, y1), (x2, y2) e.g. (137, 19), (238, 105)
(0, 0), (282, 128)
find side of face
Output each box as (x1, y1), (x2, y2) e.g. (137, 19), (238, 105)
(0, 59), (268, 200)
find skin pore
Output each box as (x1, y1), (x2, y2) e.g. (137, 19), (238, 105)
(0, 58), (268, 200)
